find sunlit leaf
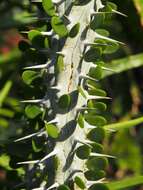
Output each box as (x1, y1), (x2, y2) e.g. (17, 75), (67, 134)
(42, 0), (56, 16)
(22, 70), (41, 85)
(25, 105), (42, 119)
(77, 113), (84, 128)
(45, 123), (59, 138)
(51, 16), (68, 37)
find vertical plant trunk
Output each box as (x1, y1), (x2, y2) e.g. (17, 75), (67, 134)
(16, 0), (120, 189)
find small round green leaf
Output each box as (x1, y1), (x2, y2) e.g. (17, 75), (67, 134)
(103, 41), (119, 54)
(95, 29), (110, 37)
(89, 66), (103, 80)
(84, 114), (107, 126)
(69, 23), (80, 38)
(84, 48), (102, 62)
(87, 101), (107, 112)
(88, 88), (107, 97)
(28, 30), (45, 48)
(58, 94), (71, 109)
(51, 16), (68, 37)
(90, 142), (104, 153)
(94, 102), (107, 112)
(84, 170), (105, 181)
(22, 70), (41, 85)
(87, 128), (105, 143)
(90, 14), (105, 30)
(55, 55), (64, 73)
(74, 176), (86, 189)
(86, 157), (108, 171)
(45, 123), (59, 138)
(25, 105), (42, 119)
(76, 145), (91, 160)
(77, 113), (84, 128)
(42, 0), (56, 16)
(28, 30), (41, 42)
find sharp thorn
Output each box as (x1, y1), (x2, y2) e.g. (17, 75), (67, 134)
(102, 66), (116, 73)
(17, 160), (39, 165)
(87, 95), (112, 100)
(20, 99), (43, 103)
(14, 132), (39, 142)
(44, 118), (59, 125)
(23, 63), (49, 69)
(112, 9), (127, 17)
(95, 32), (125, 45)
(40, 149), (59, 163)
(90, 152), (116, 158)
(80, 74), (98, 82)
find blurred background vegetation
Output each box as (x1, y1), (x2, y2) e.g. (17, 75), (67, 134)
(1, 0), (143, 189)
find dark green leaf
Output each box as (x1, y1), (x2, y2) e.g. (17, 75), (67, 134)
(84, 170), (105, 181)
(69, 23), (80, 38)
(86, 157), (108, 171)
(87, 128), (105, 143)
(25, 105), (42, 119)
(18, 40), (30, 52)
(32, 137), (43, 152)
(84, 114), (107, 126)
(90, 142), (104, 153)
(28, 30), (45, 48)
(84, 48), (102, 62)
(76, 145), (91, 160)
(74, 176), (86, 189)
(58, 94), (71, 109)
